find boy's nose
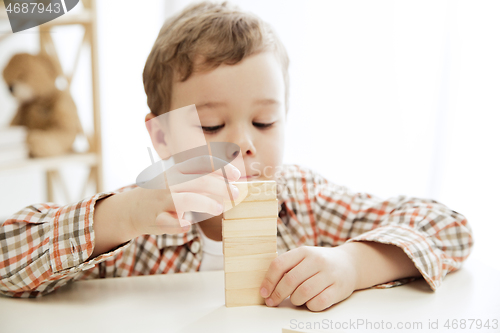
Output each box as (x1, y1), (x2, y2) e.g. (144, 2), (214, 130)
(225, 142), (255, 159)
(226, 145), (240, 159)
(228, 129), (256, 158)
(241, 146), (255, 157)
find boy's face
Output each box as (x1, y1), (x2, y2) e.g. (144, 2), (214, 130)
(165, 51), (286, 181)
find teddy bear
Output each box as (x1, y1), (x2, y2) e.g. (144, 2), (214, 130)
(2, 52), (82, 157)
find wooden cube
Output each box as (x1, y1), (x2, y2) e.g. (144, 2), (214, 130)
(222, 180), (278, 307)
(225, 287), (265, 307)
(224, 252), (278, 273)
(223, 180), (277, 209)
(225, 269), (268, 290)
(232, 180), (277, 202)
(223, 235), (277, 257)
(223, 199), (278, 220)
(222, 217), (277, 238)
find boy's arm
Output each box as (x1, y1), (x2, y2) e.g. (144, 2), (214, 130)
(310, 170), (473, 290)
(0, 161), (239, 298)
(89, 186), (185, 259)
(260, 166), (473, 310)
(0, 186), (136, 298)
(339, 241), (420, 290)
(90, 188), (138, 259)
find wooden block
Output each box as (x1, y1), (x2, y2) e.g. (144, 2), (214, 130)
(224, 252), (277, 273)
(223, 235), (277, 257)
(222, 217), (277, 238)
(222, 182), (279, 307)
(225, 269), (267, 290)
(223, 181), (277, 209)
(225, 287), (265, 307)
(223, 199), (278, 220)
(233, 180), (277, 202)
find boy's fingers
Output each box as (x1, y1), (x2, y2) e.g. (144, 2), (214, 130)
(169, 174), (239, 200)
(170, 156), (240, 181)
(222, 163), (241, 180)
(305, 284), (338, 312)
(150, 212), (192, 235)
(289, 271), (328, 307)
(264, 258), (320, 307)
(171, 192), (224, 217)
(260, 248), (307, 299)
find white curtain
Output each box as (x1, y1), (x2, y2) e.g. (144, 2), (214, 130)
(168, 0), (500, 270)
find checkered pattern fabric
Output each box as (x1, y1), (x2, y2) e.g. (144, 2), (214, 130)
(0, 164), (473, 298)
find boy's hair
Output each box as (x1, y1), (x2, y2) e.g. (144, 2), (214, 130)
(143, 1), (290, 116)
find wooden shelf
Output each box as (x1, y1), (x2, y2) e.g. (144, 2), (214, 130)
(41, 10), (93, 27)
(0, 0), (103, 204)
(0, 152), (99, 172)
(0, 8), (92, 25)
(0, 6), (93, 44)
(0, 5), (8, 27)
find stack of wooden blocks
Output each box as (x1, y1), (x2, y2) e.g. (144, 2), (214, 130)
(222, 180), (279, 307)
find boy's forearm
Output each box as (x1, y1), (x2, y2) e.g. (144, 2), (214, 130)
(340, 241), (421, 290)
(90, 189), (142, 260)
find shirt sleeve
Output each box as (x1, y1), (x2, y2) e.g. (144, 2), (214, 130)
(0, 185), (136, 298)
(310, 169), (474, 291)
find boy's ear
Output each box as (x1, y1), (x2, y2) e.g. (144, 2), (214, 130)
(145, 113), (171, 160)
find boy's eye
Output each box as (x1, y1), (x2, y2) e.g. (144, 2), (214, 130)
(253, 122), (275, 129)
(201, 124), (224, 133)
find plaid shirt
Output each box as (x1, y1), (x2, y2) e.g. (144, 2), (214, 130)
(0, 164), (473, 298)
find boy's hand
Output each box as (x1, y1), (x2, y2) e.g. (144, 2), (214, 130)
(259, 246), (357, 312)
(128, 156), (241, 236)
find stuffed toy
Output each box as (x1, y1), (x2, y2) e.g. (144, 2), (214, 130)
(2, 52), (82, 157)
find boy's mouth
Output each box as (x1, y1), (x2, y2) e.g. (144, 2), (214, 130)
(239, 174), (258, 180)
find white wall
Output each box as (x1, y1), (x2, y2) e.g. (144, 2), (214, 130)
(161, 0), (499, 271)
(1, 0), (498, 271)
(95, 0), (166, 191)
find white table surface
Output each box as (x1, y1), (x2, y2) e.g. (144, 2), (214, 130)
(0, 258), (498, 333)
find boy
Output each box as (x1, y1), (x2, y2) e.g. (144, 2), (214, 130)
(0, 1), (473, 312)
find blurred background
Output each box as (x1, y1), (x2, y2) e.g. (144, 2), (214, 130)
(0, 0), (498, 271)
